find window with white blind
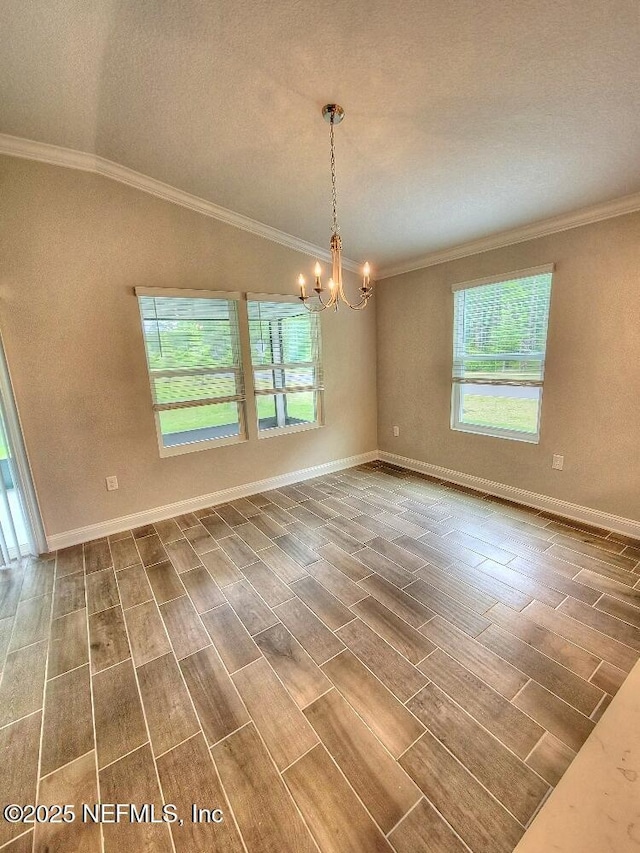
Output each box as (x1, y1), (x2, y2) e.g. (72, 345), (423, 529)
(136, 288), (245, 455)
(247, 295), (323, 436)
(451, 265), (553, 442)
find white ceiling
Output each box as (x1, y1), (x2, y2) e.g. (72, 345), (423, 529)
(1, 0), (639, 271)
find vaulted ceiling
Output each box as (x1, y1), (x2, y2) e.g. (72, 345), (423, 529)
(1, 0), (639, 272)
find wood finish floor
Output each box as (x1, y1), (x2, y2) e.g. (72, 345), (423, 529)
(1, 461), (640, 852)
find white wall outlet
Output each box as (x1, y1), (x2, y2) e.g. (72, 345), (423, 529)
(552, 455), (564, 471)
(105, 475), (119, 491)
(393, 425), (400, 437)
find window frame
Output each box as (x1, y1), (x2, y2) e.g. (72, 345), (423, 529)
(246, 293), (324, 440)
(135, 287), (247, 457)
(449, 264), (554, 444)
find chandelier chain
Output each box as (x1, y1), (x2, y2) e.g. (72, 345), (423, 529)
(296, 103), (372, 313)
(329, 114), (339, 235)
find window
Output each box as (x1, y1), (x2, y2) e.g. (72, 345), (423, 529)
(136, 288), (245, 455)
(451, 265), (553, 443)
(247, 296), (323, 436)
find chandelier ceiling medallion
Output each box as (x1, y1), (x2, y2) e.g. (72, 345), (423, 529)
(297, 104), (373, 312)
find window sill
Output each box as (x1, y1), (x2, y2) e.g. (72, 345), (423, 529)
(158, 432), (247, 457)
(257, 421), (323, 440)
(451, 423), (540, 444)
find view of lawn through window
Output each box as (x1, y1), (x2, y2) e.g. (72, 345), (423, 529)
(452, 270), (553, 440)
(459, 389), (540, 434)
(139, 294), (244, 448)
(137, 292), (322, 452)
(248, 300), (321, 433)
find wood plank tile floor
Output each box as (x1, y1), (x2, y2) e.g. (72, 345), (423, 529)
(1, 461), (640, 852)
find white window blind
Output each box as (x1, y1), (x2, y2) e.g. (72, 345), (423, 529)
(451, 266), (553, 442)
(247, 297), (323, 435)
(136, 288), (245, 454)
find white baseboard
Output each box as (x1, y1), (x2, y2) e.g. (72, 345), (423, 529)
(46, 447), (640, 550)
(378, 451), (640, 539)
(46, 450), (378, 550)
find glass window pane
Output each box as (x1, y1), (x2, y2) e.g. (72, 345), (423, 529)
(159, 402), (240, 447)
(257, 392), (316, 432)
(284, 367), (315, 388)
(256, 395), (277, 430)
(247, 301), (318, 366)
(152, 372), (238, 405)
(254, 369), (284, 392)
(254, 367), (315, 392)
(138, 294), (246, 452)
(281, 315), (315, 362)
(285, 391), (316, 424)
(451, 271), (552, 441)
(140, 298), (238, 371)
(453, 273), (552, 384)
(458, 384), (540, 434)
(248, 299), (322, 435)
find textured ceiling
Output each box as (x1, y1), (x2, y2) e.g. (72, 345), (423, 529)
(1, 0), (639, 269)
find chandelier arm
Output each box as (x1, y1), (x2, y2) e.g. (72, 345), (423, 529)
(336, 271), (372, 310)
(301, 287), (339, 313)
(301, 299), (329, 313)
(340, 293), (371, 310)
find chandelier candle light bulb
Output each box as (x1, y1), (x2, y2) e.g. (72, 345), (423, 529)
(297, 104), (374, 313)
(314, 261), (323, 293)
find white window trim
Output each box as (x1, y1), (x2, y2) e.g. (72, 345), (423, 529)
(257, 418), (323, 440)
(135, 286), (247, 457)
(135, 286), (241, 301)
(246, 293), (324, 438)
(450, 265), (553, 444)
(450, 263), (555, 292)
(156, 421), (247, 457)
(246, 292), (302, 303)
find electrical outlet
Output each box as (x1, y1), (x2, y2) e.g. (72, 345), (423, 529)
(393, 425), (400, 437)
(552, 455), (564, 471)
(105, 475), (119, 491)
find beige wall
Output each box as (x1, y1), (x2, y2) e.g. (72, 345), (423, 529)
(2, 152), (638, 540)
(377, 212), (640, 522)
(0, 156), (378, 538)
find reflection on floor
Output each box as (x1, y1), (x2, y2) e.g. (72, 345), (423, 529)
(0, 461), (639, 852)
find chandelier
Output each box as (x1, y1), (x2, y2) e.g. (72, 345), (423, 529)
(297, 104), (373, 312)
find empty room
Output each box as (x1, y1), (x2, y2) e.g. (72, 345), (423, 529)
(0, 1), (639, 851)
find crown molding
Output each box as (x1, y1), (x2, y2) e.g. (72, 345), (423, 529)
(0, 133), (360, 273)
(377, 191), (640, 279)
(4, 132), (639, 281)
